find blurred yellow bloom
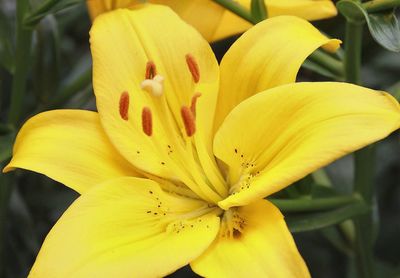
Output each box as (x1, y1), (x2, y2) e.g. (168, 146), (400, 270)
(87, 0), (338, 41)
(5, 4), (400, 277)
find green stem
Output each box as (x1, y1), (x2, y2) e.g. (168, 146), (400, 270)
(311, 169), (333, 187)
(308, 49), (344, 78)
(3, 0), (31, 273)
(287, 201), (368, 233)
(344, 6), (376, 277)
(354, 146), (375, 202)
(345, 22), (363, 84)
(0, 166), (12, 276)
(24, 0), (85, 27)
(363, 0), (400, 13)
(353, 146), (376, 278)
(26, 0), (58, 20)
(212, 0), (259, 24)
(7, 0), (32, 126)
(269, 195), (360, 213)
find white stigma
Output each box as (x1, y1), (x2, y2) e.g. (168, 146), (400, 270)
(141, 74), (164, 97)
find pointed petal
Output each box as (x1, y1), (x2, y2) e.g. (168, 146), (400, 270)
(3, 110), (138, 194)
(90, 6), (222, 202)
(29, 177), (221, 277)
(191, 200), (309, 278)
(214, 15), (341, 130)
(214, 82), (400, 209)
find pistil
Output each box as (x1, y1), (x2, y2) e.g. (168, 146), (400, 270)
(220, 208), (246, 239)
(181, 106), (196, 137)
(190, 93), (201, 117)
(141, 74), (164, 97)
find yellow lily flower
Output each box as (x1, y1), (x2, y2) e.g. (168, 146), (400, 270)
(87, 0), (338, 41)
(4, 5), (400, 277)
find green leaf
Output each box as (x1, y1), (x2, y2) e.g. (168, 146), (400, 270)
(213, 0), (256, 24)
(286, 201), (368, 233)
(0, 124), (14, 136)
(0, 9), (14, 73)
(367, 12), (400, 52)
(250, 0), (268, 22)
(337, 0), (400, 52)
(311, 168), (333, 187)
(270, 195), (359, 213)
(32, 15), (61, 104)
(48, 56), (92, 109)
(0, 133), (14, 163)
(23, 0), (85, 28)
(295, 174), (314, 196)
(303, 49), (344, 80)
(302, 59), (341, 80)
(388, 81), (400, 101)
(337, 0), (365, 22)
(0, 162), (13, 276)
(320, 226), (353, 255)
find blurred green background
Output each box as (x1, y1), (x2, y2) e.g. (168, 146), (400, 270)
(0, 1), (399, 277)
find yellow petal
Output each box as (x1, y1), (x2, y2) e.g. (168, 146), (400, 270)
(87, 1), (336, 42)
(91, 6), (224, 202)
(3, 110), (138, 194)
(212, 0), (337, 41)
(152, 0), (336, 42)
(29, 177), (221, 277)
(191, 200), (309, 278)
(151, 0), (227, 42)
(87, 0), (136, 19)
(265, 0), (337, 20)
(214, 15), (341, 130)
(214, 82), (400, 209)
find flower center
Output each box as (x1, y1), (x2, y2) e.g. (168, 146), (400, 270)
(219, 208), (246, 239)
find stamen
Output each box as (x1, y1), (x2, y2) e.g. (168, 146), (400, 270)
(141, 74), (164, 97)
(181, 106), (196, 137)
(190, 93), (202, 117)
(119, 91), (130, 121)
(142, 107), (153, 136)
(185, 54), (200, 83)
(145, 61), (157, 79)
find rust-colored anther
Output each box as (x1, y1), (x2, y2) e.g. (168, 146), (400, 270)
(119, 91), (130, 121)
(145, 61), (157, 79)
(185, 54), (200, 83)
(142, 107), (153, 136)
(190, 92), (202, 117)
(181, 106), (196, 137)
